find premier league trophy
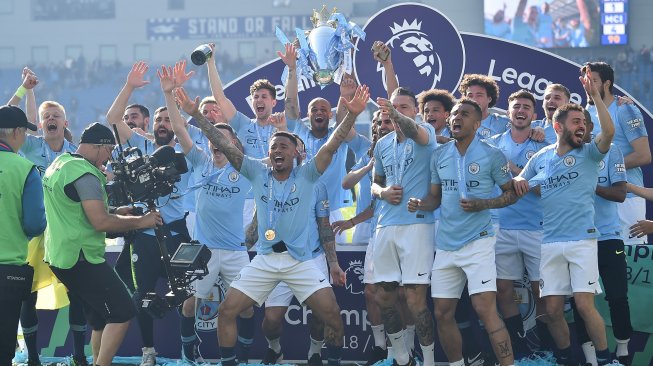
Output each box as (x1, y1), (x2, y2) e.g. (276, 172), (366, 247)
(275, 5), (365, 87)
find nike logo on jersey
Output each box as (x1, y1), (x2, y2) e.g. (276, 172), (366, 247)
(439, 164), (448, 169)
(319, 278), (326, 283)
(481, 279), (491, 284)
(418, 272), (428, 276)
(616, 250), (624, 255)
(588, 281), (596, 285)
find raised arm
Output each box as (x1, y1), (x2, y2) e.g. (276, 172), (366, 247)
(8, 68), (39, 132)
(372, 41), (398, 98)
(177, 87), (244, 170)
(106, 61), (151, 143)
(342, 157), (374, 189)
(279, 43), (300, 121)
(315, 85), (369, 174)
(206, 43), (237, 121)
(582, 70), (614, 153)
(377, 97), (431, 145)
(335, 73), (359, 141)
(159, 65), (193, 155)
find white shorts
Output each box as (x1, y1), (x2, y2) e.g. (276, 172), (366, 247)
(495, 229), (542, 281)
(243, 199), (256, 232)
(230, 252), (331, 306)
(352, 221), (372, 245)
(186, 211), (196, 240)
(431, 236), (497, 298)
(330, 209), (346, 244)
(363, 236), (376, 284)
(539, 239), (602, 297)
(619, 196), (648, 245)
(266, 253), (329, 307)
(192, 249), (250, 299)
(373, 224), (435, 285)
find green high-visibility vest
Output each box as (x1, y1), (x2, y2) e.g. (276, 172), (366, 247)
(0, 152), (36, 265)
(43, 153), (107, 269)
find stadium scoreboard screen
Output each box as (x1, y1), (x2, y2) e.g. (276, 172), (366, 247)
(601, 0), (628, 45)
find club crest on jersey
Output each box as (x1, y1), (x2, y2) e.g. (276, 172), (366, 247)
(468, 162), (480, 174)
(228, 171), (240, 182)
(599, 160), (605, 170)
(354, 3), (465, 102)
(290, 183), (297, 193)
(526, 150), (536, 159)
(564, 156), (576, 167)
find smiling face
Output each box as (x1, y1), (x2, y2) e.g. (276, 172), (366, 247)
(543, 88), (569, 120)
(39, 105), (68, 142)
(376, 112), (395, 138)
(251, 88), (277, 120)
(123, 107), (149, 130)
(268, 135), (298, 173)
(153, 109), (175, 146)
(556, 110), (587, 148)
(509, 97), (536, 130)
(422, 100), (450, 133)
(449, 102), (480, 141)
(308, 98), (332, 134)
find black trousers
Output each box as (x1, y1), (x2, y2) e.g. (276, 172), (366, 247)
(573, 239), (633, 343)
(0, 264), (33, 365)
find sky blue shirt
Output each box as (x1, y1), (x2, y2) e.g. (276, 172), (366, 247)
(351, 155), (373, 223)
(184, 124), (209, 212)
(19, 135), (78, 176)
(530, 119), (557, 145)
(240, 156), (321, 262)
(520, 142), (605, 243)
(587, 102), (647, 196)
(431, 137), (512, 251)
(230, 111), (274, 160)
(487, 130), (548, 230)
(374, 123), (437, 227)
(594, 144), (627, 241)
(477, 113), (510, 139)
(309, 181), (329, 258)
(288, 119), (370, 210)
(186, 145), (250, 251)
(121, 132), (190, 236)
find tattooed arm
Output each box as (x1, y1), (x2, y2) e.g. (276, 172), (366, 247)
(377, 97), (431, 145)
(318, 216), (345, 286)
(315, 85), (369, 174)
(244, 210), (258, 250)
(175, 87), (244, 170)
(459, 180), (519, 212)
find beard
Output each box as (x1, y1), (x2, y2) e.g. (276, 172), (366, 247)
(562, 128), (583, 148)
(155, 130), (175, 146)
(586, 88), (606, 105)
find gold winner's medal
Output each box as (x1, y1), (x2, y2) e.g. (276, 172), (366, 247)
(265, 229), (276, 241)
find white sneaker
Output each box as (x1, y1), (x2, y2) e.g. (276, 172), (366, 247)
(140, 347), (157, 366)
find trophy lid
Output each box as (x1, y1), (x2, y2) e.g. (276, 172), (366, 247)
(311, 5), (337, 27)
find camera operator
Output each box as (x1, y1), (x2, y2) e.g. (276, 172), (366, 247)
(107, 64), (193, 366)
(42, 122), (162, 366)
(0, 105), (45, 366)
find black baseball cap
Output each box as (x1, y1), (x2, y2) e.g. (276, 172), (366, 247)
(0, 105), (37, 131)
(80, 122), (116, 145)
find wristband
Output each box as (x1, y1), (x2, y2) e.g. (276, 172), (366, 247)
(15, 85), (27, 99)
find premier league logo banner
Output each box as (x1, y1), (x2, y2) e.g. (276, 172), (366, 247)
(223, 2), (651, 122)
